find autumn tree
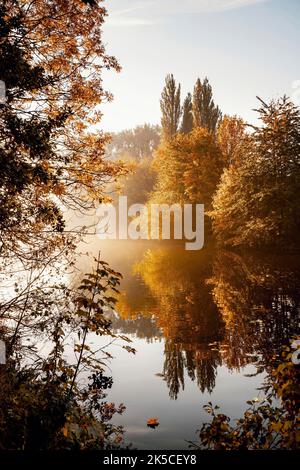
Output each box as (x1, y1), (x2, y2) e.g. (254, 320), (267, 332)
(160, 74), (182, 140)
(0, 0), (131, 450)
(150, 136), (187, 205)
(217, 115), (246, 166)
(151, 127), (223, 209)
(193, 77), (222, 132)
(211, 97), (300, 247)
(182, 128), (223, 208)
(0, 0), (127, 261)
(181, 93), (193, 134)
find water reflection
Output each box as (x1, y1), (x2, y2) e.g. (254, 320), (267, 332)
(210, 251), (300, 372)
(111, 244), (300, 399)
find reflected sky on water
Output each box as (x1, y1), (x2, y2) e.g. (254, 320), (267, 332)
(76, 240), (300, 449)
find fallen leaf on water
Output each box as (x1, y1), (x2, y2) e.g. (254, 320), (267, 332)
(147, 418), (159, 429)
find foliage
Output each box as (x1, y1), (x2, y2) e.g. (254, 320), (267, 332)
(0, 255), (133, 449)
(181, 93), (193, 134)
(151, 127), (224, 210)
(189, 338), (300, 450)
(211, 97), (300, 247)
(0, 362), (125, 450)
(0, 0), (128, 261)
(0, 0), (132, 451)
(217, 115), (246, 166)
(160, 74), (182, 140)
(192, 77), (222, 132)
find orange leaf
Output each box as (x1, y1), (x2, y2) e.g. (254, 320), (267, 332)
(147, 418), (159, 428)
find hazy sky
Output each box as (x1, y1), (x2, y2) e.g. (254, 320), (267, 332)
(100, 0), (300, 132)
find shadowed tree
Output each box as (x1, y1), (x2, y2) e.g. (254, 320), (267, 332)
(181, 92), (193, 134)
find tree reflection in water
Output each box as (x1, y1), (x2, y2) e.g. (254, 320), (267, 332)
(112, 245), (300, 400)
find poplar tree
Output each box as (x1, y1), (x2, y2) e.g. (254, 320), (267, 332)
(160, 74), (182, 140)
(181, 93), (193, 134)
(193, 77), (222, 132)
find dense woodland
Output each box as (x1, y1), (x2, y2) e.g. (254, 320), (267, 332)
(115, 73), (300, 248)
(0, 0), (299, 452)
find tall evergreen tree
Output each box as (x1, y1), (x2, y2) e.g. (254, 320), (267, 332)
(160, 74), (181, 140)
(193, 77), (222, 132)
(181, 93), (193, 134)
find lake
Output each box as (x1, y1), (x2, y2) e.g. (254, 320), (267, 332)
(76, 239), (300, 450)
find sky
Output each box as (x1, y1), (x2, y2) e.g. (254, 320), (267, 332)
(100, 0), (300, 132)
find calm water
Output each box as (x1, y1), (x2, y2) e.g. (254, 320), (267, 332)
(76, 239), (300, 450)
